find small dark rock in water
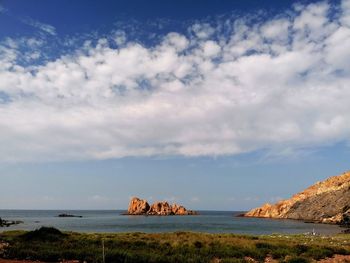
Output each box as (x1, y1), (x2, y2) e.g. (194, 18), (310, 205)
(0, 217), (23, 227)
(236, 213), (246, 217)
(58, 213), (83, 218)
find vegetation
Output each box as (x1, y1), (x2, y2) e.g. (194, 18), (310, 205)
(0, 227), (349, 262)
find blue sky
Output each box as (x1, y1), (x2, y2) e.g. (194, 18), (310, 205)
(0, 0), (349, 210)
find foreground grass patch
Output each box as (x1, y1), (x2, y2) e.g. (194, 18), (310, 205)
(0, 228), (349, 262)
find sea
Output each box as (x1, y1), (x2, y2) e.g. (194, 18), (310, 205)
(0, 210), (342, 235)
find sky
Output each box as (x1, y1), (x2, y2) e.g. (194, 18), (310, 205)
(0, 0), (349, 210)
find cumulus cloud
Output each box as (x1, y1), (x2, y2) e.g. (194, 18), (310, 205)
(0, 0), (350, 162)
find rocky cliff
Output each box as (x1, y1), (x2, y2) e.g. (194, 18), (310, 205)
(126, 197), (197, 216)
(244, 171), (350, 224)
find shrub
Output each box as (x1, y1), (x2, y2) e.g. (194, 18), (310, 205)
(255, 242), (275, 250)
(304, 247), (334, 260)
(194, 241), (203, 249)
(21, 227), (66, 242)
(271, 247), (292, 259)
(293, 244), (309, 254)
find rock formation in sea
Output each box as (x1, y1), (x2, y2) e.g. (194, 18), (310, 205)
(126, 197), (197, 215)
(0, 217), (23, 227)
(57, 213), (83, 218)
(127, 197), (150, 215)
(244, 171), (350, 225)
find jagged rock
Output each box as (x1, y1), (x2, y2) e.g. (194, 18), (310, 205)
(244, 171), (350, 225)
(126, 197), (197, 216)
(172, 203), (197, 215)
(0, 217), (23, 227)
(148, 201), (173, 215)
(127, 197), (150, 215)
(172, 204), (187, 215)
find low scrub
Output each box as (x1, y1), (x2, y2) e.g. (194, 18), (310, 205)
(0, 228), (349, 262)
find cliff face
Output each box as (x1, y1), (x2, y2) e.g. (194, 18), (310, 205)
(127, 197), (197, 216)
(244, 171), (350, 224)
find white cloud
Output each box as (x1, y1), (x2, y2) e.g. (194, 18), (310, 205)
(163, 32), (189, 52)
(0, 1), (350, 162)
(341, 0), (350, 26)
(21, 17), (56, 35)
(201, 40), (221, 58)
(113, 30), (127, 46)
(190, 23), (215, 39)
(260, 18), (290, 41)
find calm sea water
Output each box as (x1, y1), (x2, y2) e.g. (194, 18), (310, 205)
(0, 210), (341, 235)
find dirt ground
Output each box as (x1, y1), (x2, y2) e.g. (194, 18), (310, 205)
(317, 255), (350, 263)
(244, 255), (350, 263)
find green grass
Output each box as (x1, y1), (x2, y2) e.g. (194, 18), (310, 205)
(0, 228), (349, 262)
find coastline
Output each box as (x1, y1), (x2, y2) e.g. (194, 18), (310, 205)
(0, 210), (342, 235)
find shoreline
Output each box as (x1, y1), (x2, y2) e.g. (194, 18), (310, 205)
(0, 211), (343, 235)
(241, 215), (350, 233)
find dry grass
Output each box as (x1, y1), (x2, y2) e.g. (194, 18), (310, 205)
(0, 228), (349, 263)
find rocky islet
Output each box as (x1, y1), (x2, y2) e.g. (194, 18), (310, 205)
(126, 197), (197, 215)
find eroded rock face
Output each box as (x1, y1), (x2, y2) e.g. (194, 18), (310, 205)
(126, 197), (197, 216)
(172, 204), (193, 215)
(148, 201), (173, 215)
(244, 171), (350, 224)
(127, 197), (150, 215)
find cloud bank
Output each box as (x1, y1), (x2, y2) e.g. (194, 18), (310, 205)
(0, 0), (350, 162)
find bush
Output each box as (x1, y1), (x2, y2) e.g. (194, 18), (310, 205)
(293, 244), (309, 254)
(194, 241), (203, 249)
(105, 250), (128, 263)
(304, 247), (334, 260)
(271, 248), (291, 259)
(255, 242), (276, 250)
(21, 227), (66, 242)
